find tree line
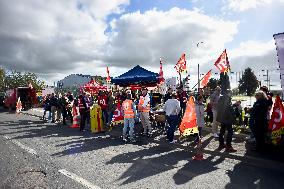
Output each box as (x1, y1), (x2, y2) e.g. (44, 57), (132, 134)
(0, 67), (45, 92)
(207, 67), (259, 96)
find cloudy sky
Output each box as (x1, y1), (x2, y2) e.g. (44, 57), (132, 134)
(0, 0), (284, 89)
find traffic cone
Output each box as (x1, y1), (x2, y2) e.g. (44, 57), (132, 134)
(16, 97), (22, 114)
(69, 106), (80, 128)
(192, 138), (205, 161)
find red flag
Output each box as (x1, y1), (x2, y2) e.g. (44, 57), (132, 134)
(179, 96), (199, 136)
(214, 49), (230, 73)
(159, 58), (165, 83)
(106, 67), (111, 82)
(174, 53), (187, 73)
(268, 95), (284, 144)
(200, 70), (212, 88)
(111, 103), (124, 126)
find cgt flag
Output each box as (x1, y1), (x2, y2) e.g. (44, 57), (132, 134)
(268, 95), (284, 145)
(159, 58), (165, 83)
(200, 70), (212, 88)
(109, 103), (124, 131)
(174, 53), (187, 73)
(214, 49), (230, 73)
(106, 67), (111, 83)
(179, 96), (199, 136)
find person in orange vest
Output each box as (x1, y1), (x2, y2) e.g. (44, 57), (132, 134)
(138, 88), (152, 137)
(122, 93), (137, 142)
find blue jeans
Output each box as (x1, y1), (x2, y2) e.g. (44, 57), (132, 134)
(166, 115), (179, 142)
(123, 118), (135, 139)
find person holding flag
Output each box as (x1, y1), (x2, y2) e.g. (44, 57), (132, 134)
(194, 95), (205, 143)
(216, 89), (237, 152)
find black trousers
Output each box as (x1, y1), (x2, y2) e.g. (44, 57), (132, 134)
(62, 108), (67, 125)
(219, 123), (233, 147)
(255, 121), (267, 150)
(67, 108), (73, 123)
(80, 110), (87, 131)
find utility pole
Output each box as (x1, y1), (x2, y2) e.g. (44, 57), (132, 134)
(267, 70), (269, 87)
(197, 41), (204, 90)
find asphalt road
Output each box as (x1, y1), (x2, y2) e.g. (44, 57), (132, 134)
(0, 108), (284, 189)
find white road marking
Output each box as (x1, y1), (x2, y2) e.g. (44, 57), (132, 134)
(58, 169), (101, 189)
(3, 135), (37, 156)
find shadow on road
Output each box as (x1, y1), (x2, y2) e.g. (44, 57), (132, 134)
(1, 111), (284, 188)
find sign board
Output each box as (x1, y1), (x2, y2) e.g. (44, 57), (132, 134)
(165, 77), (177, 91)
(42, 87), (55, 96)
(274, 33), (284, 96)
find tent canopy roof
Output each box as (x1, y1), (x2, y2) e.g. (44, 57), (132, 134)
(112, 65), (159, 86)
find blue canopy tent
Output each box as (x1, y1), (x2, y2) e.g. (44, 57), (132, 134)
(112, 65), (159, 86)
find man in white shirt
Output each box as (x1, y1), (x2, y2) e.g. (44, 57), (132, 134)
(164, 93), (180, 143)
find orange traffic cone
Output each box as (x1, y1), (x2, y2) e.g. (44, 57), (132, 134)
(16, 97), (22, 114)
(192, 138), (205, 161)
(69, 106), (80, 128)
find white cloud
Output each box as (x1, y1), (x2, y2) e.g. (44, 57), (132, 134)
(220, 40), (280, 89)
(223, 0), (284, 12)
(104, 8), (238, 74)
(0, 0), (129, 77)
(229, 40), (278, 71)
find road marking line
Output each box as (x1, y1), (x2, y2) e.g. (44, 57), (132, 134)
(58, 169), (101, 189)
(3, 135), (37, 156)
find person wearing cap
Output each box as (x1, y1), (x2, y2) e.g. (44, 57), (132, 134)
(210, 86), (221, 138)
(138, 88), (152, 136)
(216, 89), (237, 152)
(164, 93), (180, 143)
(122, 93), (137, 142)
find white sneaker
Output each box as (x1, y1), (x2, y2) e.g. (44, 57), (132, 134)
(169, 140), (177, 144)
(213, 133), (219, 138)
(122, 136), (127, 142)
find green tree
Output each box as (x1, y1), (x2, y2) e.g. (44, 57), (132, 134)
(220, 72), (231, 94)
(238, 67), (259, 96)
(207, 78), (220, 92)
(4, 70), (45, 92)
(0, 67), (6, 92)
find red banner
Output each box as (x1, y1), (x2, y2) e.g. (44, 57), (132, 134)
(174, 53), (187, 73)
(159, 58), (165, 83)
(111, 103), (124, 125)
(179, 96), (199, 136)
(268, 95), (284, 144)
(106, 67), (111, 82)
(214, 49), (230, 73)
(200, 70), (211, 88)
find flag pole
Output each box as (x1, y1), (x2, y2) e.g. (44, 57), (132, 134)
(197, 64), (200, 90)
(191, 70), (210, 89)
(179, 72), (182, 86)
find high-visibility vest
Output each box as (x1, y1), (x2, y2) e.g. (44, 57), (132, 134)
(122, 99), (135, 118)
(138, 96), (150, 112)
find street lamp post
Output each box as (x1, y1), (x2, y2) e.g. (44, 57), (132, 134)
(197, 42), (204, 90)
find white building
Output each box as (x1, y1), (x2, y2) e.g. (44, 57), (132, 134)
(57, 74), (92, 88)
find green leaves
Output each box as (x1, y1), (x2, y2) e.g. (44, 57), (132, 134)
(238, 68), (259, 96)
(0, 68), (44, 92)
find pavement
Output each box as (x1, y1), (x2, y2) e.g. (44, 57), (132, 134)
(0, 107), (284, 188)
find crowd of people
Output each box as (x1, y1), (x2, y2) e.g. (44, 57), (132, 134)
(40, 85), (275, 153)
